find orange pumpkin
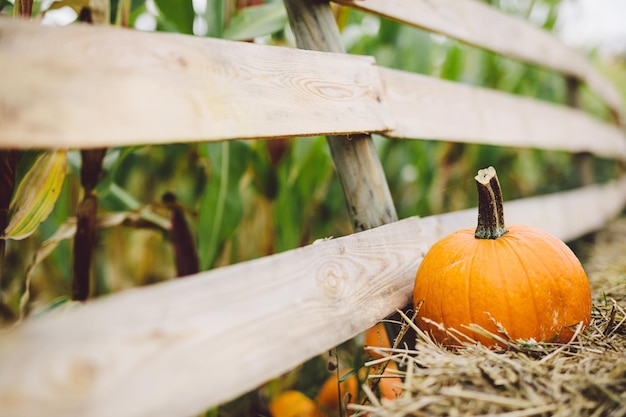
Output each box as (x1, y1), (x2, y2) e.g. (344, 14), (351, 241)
(364, 322), (392, 359)
(315, 369), (359, 415)
(372, 362), (403, 400)
(269, 390), (327, 417)
(413, 167), (591, 347)
(316, 365), (403, 415)
(364, 324), (403, 398)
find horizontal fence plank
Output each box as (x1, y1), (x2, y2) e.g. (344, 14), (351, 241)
(333, 0), (624, 120)
(380, 68), (626, 160)
(1, 175), (625, 417)
(1, 20), (624, 159)
(0, 18), (394, 149)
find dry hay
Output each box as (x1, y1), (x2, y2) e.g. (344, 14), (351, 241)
(353, 218), (626, 417)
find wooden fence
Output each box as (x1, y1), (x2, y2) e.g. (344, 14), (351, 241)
(0, 0), (625, 416)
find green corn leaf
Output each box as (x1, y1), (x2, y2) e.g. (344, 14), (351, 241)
(273, 137), (332, 252)
(198, 141), (250, 270)
(154, 0), (195, 34)
(205, 0), (225, 38)
(223, 2), (287, 41)
(3, 150), (68, 240)
(96, 146), (140, 196)
(100, 183), (171, 231)
(67, 147), (139, 198)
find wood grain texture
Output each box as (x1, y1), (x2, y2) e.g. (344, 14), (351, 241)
(1, 175), (625, 417)
(333, 0), (624, 121)
(1, 19), (623, 160)
(283, 0), (398, 231)
(380, 68), (626, 160)
(0, 18), (394, 149)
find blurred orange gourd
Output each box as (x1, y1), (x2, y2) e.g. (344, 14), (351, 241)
(269, 390), (327, 417)
(364, 322), (391, 359)
(316, 365), (403, 415)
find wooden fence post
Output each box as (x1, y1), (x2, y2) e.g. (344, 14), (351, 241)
(283, 0), (411, 352)
(283, 0), (398, 232)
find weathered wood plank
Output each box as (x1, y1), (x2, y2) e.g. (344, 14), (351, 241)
(2, 19), (624, 159)
(1, 175), (625, 417)
(0, 18), (394, 149)
(380, 68), (626, 160)
(333, 0), (624, 121)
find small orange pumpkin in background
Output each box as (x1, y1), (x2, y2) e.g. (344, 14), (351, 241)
(364, 322), (392, 359)
(363, 323), (404, 399)
(315, 369), (359, 415)
(372, 361), (403, 400)
(316, 365), (403, 415)
(413, 166), (592, 347)
(269, 390), (327, 417)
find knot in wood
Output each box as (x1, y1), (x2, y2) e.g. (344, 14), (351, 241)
(316, 260), (350, 303)
(67, 358), (98, 390)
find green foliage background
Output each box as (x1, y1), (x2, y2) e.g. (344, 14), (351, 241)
(1, 0), (625, 414)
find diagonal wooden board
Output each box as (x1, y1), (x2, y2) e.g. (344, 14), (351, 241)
(333, 0), (624, 121)
(1, 175), (625, 417)
(0, 18), (394, 148)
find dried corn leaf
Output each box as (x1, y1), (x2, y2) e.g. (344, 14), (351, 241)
(19, 211), (171, 317)
(3, 150), (67, 240)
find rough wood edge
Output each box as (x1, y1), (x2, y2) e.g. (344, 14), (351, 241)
(1, 175), (625, 417)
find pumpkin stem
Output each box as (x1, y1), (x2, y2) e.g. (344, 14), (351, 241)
(474, 166), (509, 239)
